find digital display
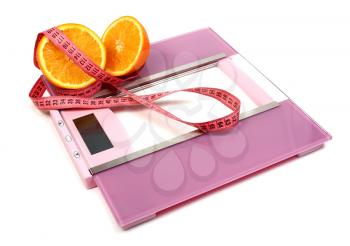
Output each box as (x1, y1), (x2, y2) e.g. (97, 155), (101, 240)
(73, 114), (113, 155)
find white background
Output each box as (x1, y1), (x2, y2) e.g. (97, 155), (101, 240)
(0, 0), (349, 245)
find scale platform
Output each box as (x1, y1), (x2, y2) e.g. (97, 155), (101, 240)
(47, 28), (331, 229)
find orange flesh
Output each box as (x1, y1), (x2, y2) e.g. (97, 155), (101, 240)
(102, 16), (150, 76)
(36, 24), (106, 89)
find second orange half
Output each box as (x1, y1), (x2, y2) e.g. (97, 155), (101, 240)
(102, 16), (150, 77)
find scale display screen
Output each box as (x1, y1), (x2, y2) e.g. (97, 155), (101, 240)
(73, 114), (113, 155)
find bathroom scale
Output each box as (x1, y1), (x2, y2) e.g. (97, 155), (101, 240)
(46, 28), (331, 229)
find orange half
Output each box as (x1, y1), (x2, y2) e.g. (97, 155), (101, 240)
(36, 23), (106, 89)
(102, 16), (150, 76)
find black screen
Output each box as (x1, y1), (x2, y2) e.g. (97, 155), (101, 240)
(73, 114), (113, 155)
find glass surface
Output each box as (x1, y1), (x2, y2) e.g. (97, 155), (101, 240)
(89, 28), (331, 229)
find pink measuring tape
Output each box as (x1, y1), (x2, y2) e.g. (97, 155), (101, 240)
(29, 27), (240, 132)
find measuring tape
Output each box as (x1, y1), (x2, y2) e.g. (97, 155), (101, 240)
(29, 27), (240, 132)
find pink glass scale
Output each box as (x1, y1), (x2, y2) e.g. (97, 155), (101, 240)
(48, 28), (331, 229)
